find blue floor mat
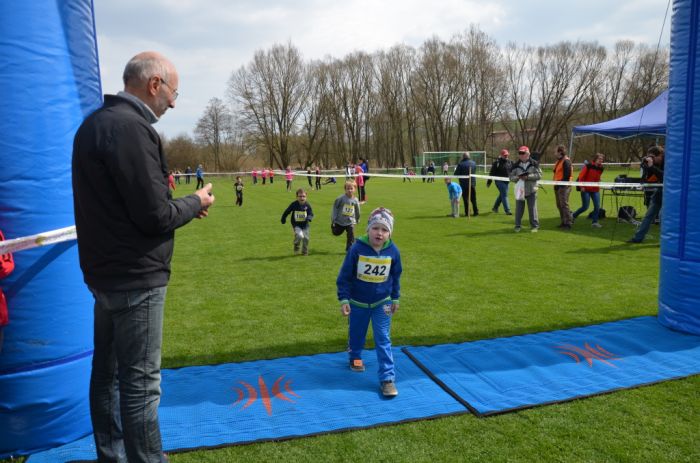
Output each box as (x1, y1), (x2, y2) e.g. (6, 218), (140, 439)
(27, 348), (468, 462)
(403, 316), (700, 416)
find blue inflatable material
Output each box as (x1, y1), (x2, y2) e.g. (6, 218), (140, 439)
(0, 0), (101, 457)
(659, 0), (700, 335)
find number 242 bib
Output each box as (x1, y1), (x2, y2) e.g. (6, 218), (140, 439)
(357, 255), (392, 283)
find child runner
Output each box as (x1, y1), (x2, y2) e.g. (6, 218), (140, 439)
(331, 180), (361, 251)
(307, 166), (313, 187)
(234, 176), (244, 207)
(281, 188), (314, 255)
(315, 165), (322, 190)
(355, 163), (366, 204)
(337, 207), (402, 397)
(285, 166), (294, 192)
(445, 177), (462, 218)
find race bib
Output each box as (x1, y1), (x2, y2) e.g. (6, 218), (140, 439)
(342, 204), (355, 217)
(357, 256), (392, 283)
(294, 210), (307, 221)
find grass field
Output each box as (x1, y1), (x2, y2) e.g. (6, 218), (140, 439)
(154, 171), (698, 462)
(12, 170), (698, 463)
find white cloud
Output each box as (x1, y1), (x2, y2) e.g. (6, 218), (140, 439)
(92, 0), (671, 139)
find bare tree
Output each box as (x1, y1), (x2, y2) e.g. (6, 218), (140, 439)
(194, 97), (233, 171)
(163, 133), (201, 172)
(228, 42), (308, 168)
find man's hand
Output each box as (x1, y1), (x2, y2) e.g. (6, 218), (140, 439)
(195, 183), (215, 218)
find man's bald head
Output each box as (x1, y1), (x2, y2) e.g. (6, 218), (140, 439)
(122, 51), (179, 118)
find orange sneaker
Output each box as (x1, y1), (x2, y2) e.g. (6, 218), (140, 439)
(350, 359), (365, 372)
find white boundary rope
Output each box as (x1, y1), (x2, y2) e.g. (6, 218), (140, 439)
(0, 226), (76, 255)
(1, 172), (658, 255)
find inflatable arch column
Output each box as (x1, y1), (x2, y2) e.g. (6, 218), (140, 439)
(0, 0), (101, 457)
(658, 0), (700, 335)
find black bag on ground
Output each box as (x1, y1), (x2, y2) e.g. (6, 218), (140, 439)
(588, 208), (606, 219)
(618, 206), (637, 222)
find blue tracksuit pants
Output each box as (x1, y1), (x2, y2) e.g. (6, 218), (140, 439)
(348, 303), (394, 381)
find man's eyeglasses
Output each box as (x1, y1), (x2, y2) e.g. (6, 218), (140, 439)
(160, 77), (178, 100)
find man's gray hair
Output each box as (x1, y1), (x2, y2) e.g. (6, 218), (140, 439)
(462, 152), (470, 159)
(122, 54), (171, 86)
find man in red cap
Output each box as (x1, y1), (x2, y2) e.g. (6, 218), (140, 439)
(509, 146), (542, 232)
(486, 149), (513, 215)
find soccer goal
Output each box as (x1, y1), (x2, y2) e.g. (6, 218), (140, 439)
(415, 151), (487, 173)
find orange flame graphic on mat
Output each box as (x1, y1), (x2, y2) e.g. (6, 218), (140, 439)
(231, 375), (301, 416)
(554, 342), (621, 368)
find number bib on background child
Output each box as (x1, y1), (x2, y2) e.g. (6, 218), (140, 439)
(294, 210), (307, 221)
(357, 255), (392, 283)
(342, 205), (354, 216)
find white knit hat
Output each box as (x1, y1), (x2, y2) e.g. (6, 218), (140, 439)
(367, 207), (394, 234)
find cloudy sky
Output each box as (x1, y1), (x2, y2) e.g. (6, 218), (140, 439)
(93, 0), (671, 140)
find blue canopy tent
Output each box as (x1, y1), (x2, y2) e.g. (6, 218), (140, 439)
(572, 90), (667, 140)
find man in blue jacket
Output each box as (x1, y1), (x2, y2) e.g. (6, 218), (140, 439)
(73, 51), (215, 463)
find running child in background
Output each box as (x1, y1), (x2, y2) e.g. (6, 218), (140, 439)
(0, 229), (15, 352)
(315, 165), (322, 190)
(337, 207), (402, 397)
(285, 166), (294, 192)
(307, 166), (313, 187)
(355, 163), (366, 204)
(234, 176), (244, 207)
(331, 180), (361, 251)
(445, 177), (462, 218)
(281, 188), (314, 255)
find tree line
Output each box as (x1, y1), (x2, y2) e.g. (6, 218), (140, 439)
(164, 26), (668, 171)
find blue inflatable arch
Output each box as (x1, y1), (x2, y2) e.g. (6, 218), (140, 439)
(0, 0), (697, 458)
(658, 0), (700, 335)
(0, 0), (101, 457)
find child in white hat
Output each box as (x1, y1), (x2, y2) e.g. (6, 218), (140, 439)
(336, 207), (403, 397)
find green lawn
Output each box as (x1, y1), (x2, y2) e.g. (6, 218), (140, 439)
(11, 171), (697, 463)
(156, 172), (698, 462)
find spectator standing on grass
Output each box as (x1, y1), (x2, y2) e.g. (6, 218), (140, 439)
(445, 177), (462, 218)
(427, 161), (436, 183)
(628, 146), (664, 244)
(72, 51), (215, 463)
(553, 145), (573, 230)
(331, 180), (361, 251)
(252, 168), (258, 185)
(454, 153), (479, 217)
(403, 165), (411, 183)
(510, 146), (542, 232)
(442, 161), (449, 175)
(195, 163), (204, 189)
(421, 164), (428, 183)
(307, 166), (313, 187)
(269, 167), (275, 184)
(486, 149), (513, 215)
(572, 153), (605, 228)
(185, 165), (192, 184)
(262, 167), (268, 185)
(281, 188), (314, 255)
(0, 228), (15, 353)
(337, 207), (402, 397)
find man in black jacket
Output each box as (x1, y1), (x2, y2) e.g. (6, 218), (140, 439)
(72, 51), (215, 463)
(486, 149), (513, 215)
(454, 153), (479, 216)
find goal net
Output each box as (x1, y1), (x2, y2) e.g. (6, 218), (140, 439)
(415, 151), (487, 173)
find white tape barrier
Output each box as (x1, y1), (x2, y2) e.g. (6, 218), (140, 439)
(0, 226), (76, 255)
